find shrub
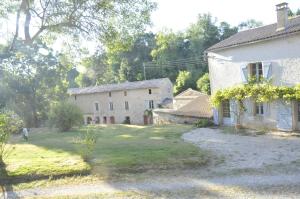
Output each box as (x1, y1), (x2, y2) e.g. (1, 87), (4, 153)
(0, 112), (22, 165)
(196, 73), (211, 95)
(1, 110), (24, 134)
(194, 118), (214, 128)
(78, 129), (97, 162)
(48, 102), (83, 132)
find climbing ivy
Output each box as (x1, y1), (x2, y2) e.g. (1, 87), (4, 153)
(211, 79), (300, 107)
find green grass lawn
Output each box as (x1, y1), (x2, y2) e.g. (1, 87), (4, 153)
(2, 124), (208, 184)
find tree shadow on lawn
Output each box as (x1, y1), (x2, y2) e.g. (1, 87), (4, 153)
(0, 160), (20, 199)
(3, 125), (214, 194)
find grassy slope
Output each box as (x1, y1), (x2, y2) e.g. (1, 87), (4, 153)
(2, 124), (208, 182)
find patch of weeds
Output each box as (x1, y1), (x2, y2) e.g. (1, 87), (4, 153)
(194, 118), (214, 128)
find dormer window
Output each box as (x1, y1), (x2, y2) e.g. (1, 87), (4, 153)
(148, 89), (152, 94)
(124, 91), (127, 96)
(109, 92), (112, 97)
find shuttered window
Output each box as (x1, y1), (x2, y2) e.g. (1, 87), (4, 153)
(250, 62), (263, 81)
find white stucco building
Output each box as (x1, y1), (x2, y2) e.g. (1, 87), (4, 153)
(207, 3), (300, 131)
(68, 78), (173, 125)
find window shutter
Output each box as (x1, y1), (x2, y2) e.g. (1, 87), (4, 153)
(144, 100), (149, 109)
(240, 65), (248, 83)
(262, 62), (272, 79)
(213, 108), (219, 125)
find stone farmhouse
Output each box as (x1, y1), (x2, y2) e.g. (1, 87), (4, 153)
(68, 78), (173, 125)
(207, 3), (300, 131)
(153, 88), (212, 124)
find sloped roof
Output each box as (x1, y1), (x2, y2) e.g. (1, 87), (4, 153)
(207, 16), (300, 52)
(175, 88), (206, 99)
(68, 78), (171, 95)
(154, 88), (212, 118)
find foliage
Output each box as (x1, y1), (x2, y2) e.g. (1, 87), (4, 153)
(0, 41), (69, 127)
(238, 19), (263, 31)
(288, 8), (300, 17)
(78, 129), (97, 162)
(173, 71), (195, 95)
(48, 102), (83, 131)
(194, 118), (214, 128)
(0, 112), (23, 165)
(1, 110), (24, 134)
(196, 73), (211, 94)
(3, 0), (157, 50)
(211, 81), (300, 108)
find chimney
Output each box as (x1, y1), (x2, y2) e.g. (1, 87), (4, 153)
(276, 2), (289, 31)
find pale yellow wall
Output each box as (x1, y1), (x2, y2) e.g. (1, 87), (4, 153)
(69, 84), (173, 125)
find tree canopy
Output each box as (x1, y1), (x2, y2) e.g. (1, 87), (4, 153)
(1, 0), (156, 50)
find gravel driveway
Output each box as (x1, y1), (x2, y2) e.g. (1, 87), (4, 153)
(183, 128), (300, 170)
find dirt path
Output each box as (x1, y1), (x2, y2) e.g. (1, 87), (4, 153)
(3, 128), (300, 198)
(4, 172), (300, 198)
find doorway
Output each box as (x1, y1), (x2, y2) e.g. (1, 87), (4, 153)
(110, 116), (115, 124)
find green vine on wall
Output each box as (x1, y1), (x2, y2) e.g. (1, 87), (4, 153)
(211, 78), (300, 108)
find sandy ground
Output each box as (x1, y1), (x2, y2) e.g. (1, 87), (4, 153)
(3, 128), (300, 199)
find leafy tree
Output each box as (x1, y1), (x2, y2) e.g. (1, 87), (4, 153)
(0, 112), (23, 166)
(48, 102), (83, 132)
(196, 73), (211, 95)
(219, 22), (238, 40)
(0, 41), (69, 127)
(288, 8), (300, 17)
(238, 19), (263, 31)
(2, 0), (156, 50)
(173, 71), (194, 95)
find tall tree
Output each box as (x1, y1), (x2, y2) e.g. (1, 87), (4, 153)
(2, 0), (156, 50)
(0, 41), (69, 127)
(238, 19), (263, 31)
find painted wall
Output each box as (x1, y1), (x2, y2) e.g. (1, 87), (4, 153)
(208, 33), (300, 94)
(208, 33), (300, 131)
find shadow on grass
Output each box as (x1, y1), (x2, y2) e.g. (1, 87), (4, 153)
(0, 160), (20, 199)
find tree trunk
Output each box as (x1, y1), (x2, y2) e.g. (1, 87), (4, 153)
(24, 9), (32, 43)
(0, 156), (5, 168)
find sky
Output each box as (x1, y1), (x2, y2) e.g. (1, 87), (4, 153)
(151, 0), (300, 32)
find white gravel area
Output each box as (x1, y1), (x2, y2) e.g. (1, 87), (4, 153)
(182, 128), (300, 170)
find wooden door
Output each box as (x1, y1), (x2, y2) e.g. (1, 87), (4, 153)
(144, 116), (148, 125)
(110, 116), (115, 124)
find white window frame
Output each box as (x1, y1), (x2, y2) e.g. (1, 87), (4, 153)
(255, 102), (264, 116)
(149, 100), (154, 109)
(250, 62), (263, 80)
(109, 102), (114, 111)
(125, 101), (129, 110)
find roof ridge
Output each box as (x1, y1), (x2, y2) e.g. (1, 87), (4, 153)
(207, 16), (300, 52)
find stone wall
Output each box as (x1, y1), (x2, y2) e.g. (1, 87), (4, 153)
(153, 111), (199, 125)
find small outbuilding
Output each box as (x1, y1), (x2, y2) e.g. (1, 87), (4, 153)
(153, 88), (213, 124)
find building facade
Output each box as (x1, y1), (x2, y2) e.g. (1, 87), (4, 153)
(207, 3), (300, 131)
(153, 88), (212, 124)
(68, 78), (173, 125)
